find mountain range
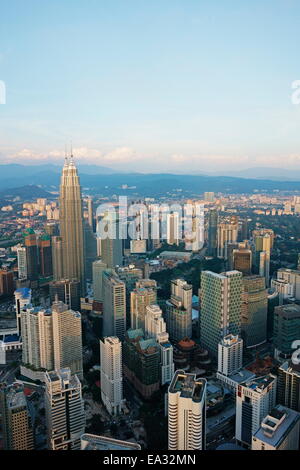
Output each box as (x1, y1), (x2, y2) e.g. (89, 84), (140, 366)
(0, 164), (299, 197)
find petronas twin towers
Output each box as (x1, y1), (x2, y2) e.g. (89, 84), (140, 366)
(59, 154), (85, 293)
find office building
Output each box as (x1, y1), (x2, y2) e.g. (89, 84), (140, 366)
(207, 209), (218, 257)
(15, 287), (32, 334)
(232, 247), (252, 275)
(166, 212), (180, 245)
(241, 275), (268, 349)
(217, 334), (243, 377)
(24, 228), (39, 282)
(276, 268), (300, 301)
(51, 235), (63, 281)
(100, 212), (123, 269)
(200, 271), (242, 358)
(45, 368), (85, 450)
(92, 259), (107, 302)
(278, 360), (300, 412)
(252, 405), (300, 450)
(38, 234), (52, 277)
(217, 220), (238, 259)
(49, 279), (81, 311)
(103, 271), (126, 340)
(59, 155), (85, 293)
(273, 304), (300, 361)
(271, 278), (294, 304)
(123, 328), (160, 399)
(17, 246), (27, 280)
(145, 304), (174, 385)
(0, 382), (34, 450)
(168, 370), (207, 450)
(166, 279), (192, 342)
(235, 374), (277, 448)
(100, 337), (123, 416)
(130, 285), (157, 330)
(0, 269), (14, 297)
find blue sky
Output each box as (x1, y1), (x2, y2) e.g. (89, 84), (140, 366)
(1, 0), (300, 172)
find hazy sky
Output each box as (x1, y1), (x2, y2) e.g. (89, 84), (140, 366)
(1, 0), (300, 172)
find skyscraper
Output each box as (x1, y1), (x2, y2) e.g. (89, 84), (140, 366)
(235, 374), (277, 448)
(38, 234), (53, 277)
(100, 337), (123, 416)
(100, 211), (123, 269)
(200, 270), (243, 358)
(59, 155), (85, 293)
(102, 270), (126, 340)
(273, 304), (300, 361)
(241, 275), (268, 349)
(24, 228), (39, 282)
(49, 279), (81, 311)
(207, 209), (218, 257)
(168, 370), (207, 450)
(45, 368), (85, 450)
(217, 334), (243, 377)
(0, 382), (34, 450)
(217, 220), (238, 259)
(166, 279), (192, 342)
(17, 246), (27, 280)
(51, 235), (63, 281)
(130, 285), (157, 330)
(92, 259), (108, 302)
(278, 361), (300, 412)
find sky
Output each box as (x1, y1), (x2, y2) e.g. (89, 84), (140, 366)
(1, 0), (300, 173)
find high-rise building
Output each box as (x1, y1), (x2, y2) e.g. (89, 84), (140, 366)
(271, 278), (294, 304)
(0, 382), (34, 450)
(232, 247), (252, 275)
(84, 222), (97, 280)
(87, 197), (94, 231)
(24, 228), (39, 282)
(273, 304), (300, 361)
(45, 368), (85, 450)
(21, 300), (83, 378)
(252, 405), (300, 450)
(217, 220), (238, 259)
(130, 286), (157, 330)
(103, 271), (126, 340)
(15, 287), (32, 334)
(38, 234), (53, 277)
(100, 212), (123, 269)
(0, 269), (14, 297)
(145, 304), (174, 385)
(59, 155), (85, 293)
(168, 370), (207, 450)
(276, 268), (300, 300)
(49, 279), (81, 311)
(204, 192), (215, 202)
(278, 361), (300, 412)
(52, 301), (83, 379)
(51, 235), (63, 281)
(166, 212), (180, 245)
(253, 230), (273, 286)
(200, 270), (242, 358)
(207, 209), (218, 257)
(241, 275), (268, 349)
(17, 246), (27, 280)
(123, 328), (160, 399)
(217, 334), (243, 377)
(166, 279), (192, 342)
(100, 337), (123, 416)
(92, 259), (107, 302)
(235, 374), (277, 448)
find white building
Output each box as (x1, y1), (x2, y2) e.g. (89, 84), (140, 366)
(236, 374), (277, 448)
(103, 271), (126, 341)
(168, 370), (207, 450)
(271, 278), (294, 304)
(45, 368), (85, 450)
(17, 247), (27, 280)
(100, 337), (123, 416)
(14, 287), (32, 334)
(252, 405), (300, 450)
(217, 334), (243, 376)
(277, 268), (300, 300)
(144, 305), (174, 385)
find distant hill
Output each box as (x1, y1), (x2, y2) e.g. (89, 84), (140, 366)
(0, 185), (51, 200)
(0, 164), (299, 197)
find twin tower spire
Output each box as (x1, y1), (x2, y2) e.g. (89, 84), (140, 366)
(64, 144), (75, 167)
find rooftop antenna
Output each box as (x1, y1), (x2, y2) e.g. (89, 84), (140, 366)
(70, 140), (74, 165)
(64, 143), (68, 166)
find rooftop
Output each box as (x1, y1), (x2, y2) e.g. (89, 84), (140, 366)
(242, 374), (276, 393)
(253, 405), (300, 447)
(169, 370), (206, 402)
(81, 433), (141, 451)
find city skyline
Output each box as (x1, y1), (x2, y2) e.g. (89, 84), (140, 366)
(1, 1), (300, 172)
